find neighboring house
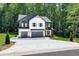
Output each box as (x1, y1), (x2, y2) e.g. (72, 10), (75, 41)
(17, 14), (52, 38)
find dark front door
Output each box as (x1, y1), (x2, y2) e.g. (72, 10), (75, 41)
(21, 31), (28, 38)
(32, 31), (43, 37)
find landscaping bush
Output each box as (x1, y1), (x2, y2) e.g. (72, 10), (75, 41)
(70, 32), (73, 42)
(5, 33), (10, 44)
(76, 32), (79, 37)
(65, 31), (70, 38)
(56, 30), (65, 37)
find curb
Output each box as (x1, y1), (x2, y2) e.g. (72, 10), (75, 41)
(0, 46), (79, 56)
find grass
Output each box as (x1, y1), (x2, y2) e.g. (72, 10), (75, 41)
(73, 38), (79, 43)
(0, 33), (16, 51)
(0, 33), (16, 44)
(52, 36), (69, 41)
(0, 42), (15, 51)
(51, 35), (79, 43)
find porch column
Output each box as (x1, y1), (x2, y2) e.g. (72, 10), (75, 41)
(28, 30), (31, 38)
(43, 30), (45, 37)
(50, 30), (51, 36)
(18, 29), (21, 37)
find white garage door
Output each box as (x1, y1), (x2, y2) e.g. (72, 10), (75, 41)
(21, 31), (28, 38)
(32, 30), (44, 37)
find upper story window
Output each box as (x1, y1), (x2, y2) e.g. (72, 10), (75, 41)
(48, 24), (50, 27)
(21, 23), (24, 27)
(33, 23), (36, 27)
(39, 23), (43, 27)
(25, 23), (27, 27)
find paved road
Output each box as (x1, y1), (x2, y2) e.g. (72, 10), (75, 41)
(27, 49), (79, 56)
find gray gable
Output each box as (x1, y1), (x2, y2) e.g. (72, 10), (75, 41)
(40, 16), (51, 22)
(18, 14), (27, 21)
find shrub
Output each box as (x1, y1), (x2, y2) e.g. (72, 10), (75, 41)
(5, 33), (10, 44)
(70, 32), (73, 42)
(56, 30), (65, 37)
(76, 32), (79, 37)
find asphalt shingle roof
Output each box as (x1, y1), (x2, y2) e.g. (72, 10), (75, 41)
(18, 14), (51, 22)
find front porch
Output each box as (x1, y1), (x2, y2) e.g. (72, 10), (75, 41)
(45, 30), (51, 37)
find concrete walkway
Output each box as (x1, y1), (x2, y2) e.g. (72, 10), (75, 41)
(0, 37), (79, 56)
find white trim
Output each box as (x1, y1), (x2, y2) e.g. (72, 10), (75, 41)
(43, 30), (45, 37)
(25, 23), (27, 27)
(50, 30), (51, 36)
(18, 29), (51, 37)
(18, 29), (31, 37)
(21, 23), (24, 27)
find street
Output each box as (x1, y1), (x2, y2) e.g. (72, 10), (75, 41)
(27, 49), (79, 56)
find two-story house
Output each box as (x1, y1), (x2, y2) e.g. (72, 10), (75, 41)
(17, 14), (52, 38)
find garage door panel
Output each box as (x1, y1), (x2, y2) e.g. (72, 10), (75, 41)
(32, 31), (43, 37)
(21, 32), (28, 38)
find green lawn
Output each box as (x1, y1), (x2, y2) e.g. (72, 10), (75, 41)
(0, 33), (16, 44)
(51, 36), (79, 43)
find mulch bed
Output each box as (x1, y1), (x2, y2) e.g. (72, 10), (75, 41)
(0, 42), (15, 51)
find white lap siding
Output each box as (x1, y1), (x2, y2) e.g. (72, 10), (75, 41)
(29, 16), (45, 30)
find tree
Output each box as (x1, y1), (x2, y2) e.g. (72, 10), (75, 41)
(70, 32), (73, 42)
(0, 3), (79, 38)
(5, 33), (10, 44)
(67, 25), (74, 41)
(66, 4), (79, 38)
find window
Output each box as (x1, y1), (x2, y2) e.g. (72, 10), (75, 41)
(25, 23), (27, 27)
(39, 23), (43, 27)
(48, 24), (50, 27)
(33, 23), (36, 27)
(21, 23), (23, 27)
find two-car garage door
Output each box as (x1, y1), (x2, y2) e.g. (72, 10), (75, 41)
(31, 30), (44, 37)
(32, 31), (43, 37)
(21, 30), (44, 38)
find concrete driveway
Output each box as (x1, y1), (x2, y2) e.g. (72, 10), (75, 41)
(0, 37), (79, 56)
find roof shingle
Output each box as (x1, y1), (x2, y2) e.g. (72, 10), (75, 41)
(18, 14), (51, 22)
